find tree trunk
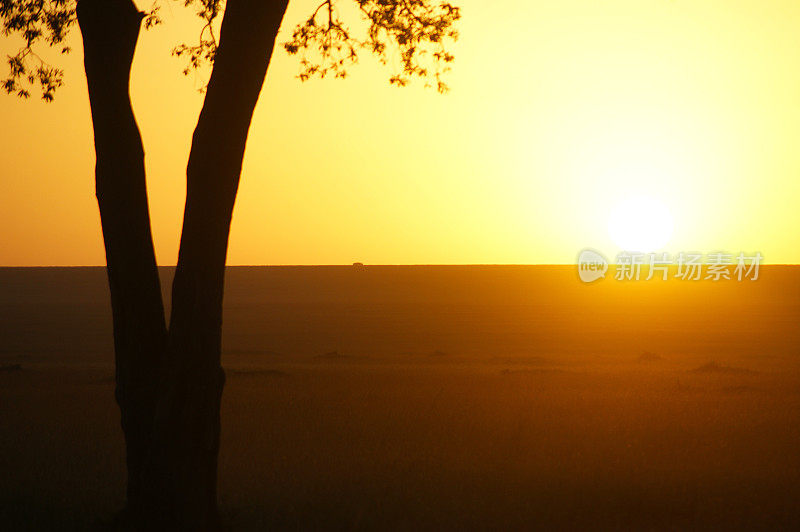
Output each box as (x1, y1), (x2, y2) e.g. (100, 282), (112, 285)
(76, 0), (167, 519)
(79, 0), (290, 526)
(143, 0), (290, 527)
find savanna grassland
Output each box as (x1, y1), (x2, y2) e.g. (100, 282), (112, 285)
(2, 266), (799, 529)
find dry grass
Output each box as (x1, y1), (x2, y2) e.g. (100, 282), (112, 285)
(1, 266), (799, 529)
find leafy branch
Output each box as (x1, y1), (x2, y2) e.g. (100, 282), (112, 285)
(285, 0), (460, 92)
(1, 0), (460, 100)
(1, 0), (75, 101)
(169, 0), (221, 86)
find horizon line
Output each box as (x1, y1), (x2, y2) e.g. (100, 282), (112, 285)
(1, 263), (799, 268)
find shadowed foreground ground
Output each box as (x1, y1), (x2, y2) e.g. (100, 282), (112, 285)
(1, 266), (799, 529)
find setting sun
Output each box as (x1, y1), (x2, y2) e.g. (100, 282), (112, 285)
(607, 195), (674, 252)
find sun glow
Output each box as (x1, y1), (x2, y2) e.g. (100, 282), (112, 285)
(607, 195), (674, 252)
(3, 0), (800, 265)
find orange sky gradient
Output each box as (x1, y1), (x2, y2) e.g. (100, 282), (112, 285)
(2, 0), (800, 265)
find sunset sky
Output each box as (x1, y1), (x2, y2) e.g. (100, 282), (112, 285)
(2, 0), (800, 266)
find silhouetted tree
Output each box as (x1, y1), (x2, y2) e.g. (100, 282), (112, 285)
(1, 0), (459, 528)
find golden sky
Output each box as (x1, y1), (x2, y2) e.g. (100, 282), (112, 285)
(2, 0), (800, 266)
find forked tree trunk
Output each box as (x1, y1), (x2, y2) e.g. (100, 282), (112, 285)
(80, 0), (290, 528)
(76, 0), (167, 518)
